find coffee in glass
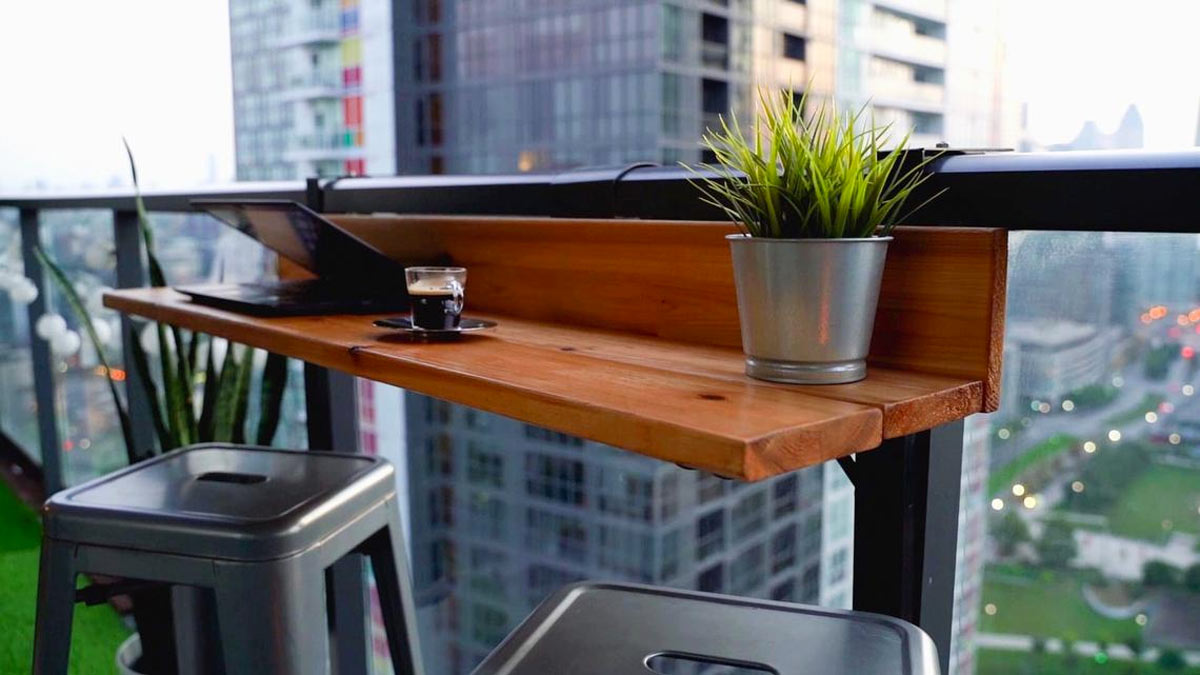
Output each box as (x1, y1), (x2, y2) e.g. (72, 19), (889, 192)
(405, 266), (467, 330)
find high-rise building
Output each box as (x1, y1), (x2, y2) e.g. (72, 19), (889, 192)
(225, 3), (1011, 674)
(402, 395), (843, 674)
(229, 0), (1008, 178)
(229, 0), (395, 179)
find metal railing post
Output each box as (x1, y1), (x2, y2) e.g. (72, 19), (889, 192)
(18, 208), (64, 493)
(112, 209), (157, 459)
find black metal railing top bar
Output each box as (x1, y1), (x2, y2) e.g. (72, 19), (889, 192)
(3, 148), (1200, 230)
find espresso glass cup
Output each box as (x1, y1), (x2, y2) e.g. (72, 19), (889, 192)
(405, 266), (467, 330)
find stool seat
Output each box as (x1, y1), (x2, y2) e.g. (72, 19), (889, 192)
(474, 582), (939, 675)
(44, 444), (392, 560)
(32, 443), (424, 675)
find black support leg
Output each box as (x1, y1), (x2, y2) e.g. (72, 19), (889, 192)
(844, 420), (964, 675)
(306, 364), (371, 675)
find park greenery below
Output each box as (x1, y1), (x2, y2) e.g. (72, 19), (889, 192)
(977, 648), (1189, 675)
(1104, 393), (1167, 427)
(989, 433), (1078, 497)
(1105, 464), (1200, 542)
(981, 565), (1142, 644)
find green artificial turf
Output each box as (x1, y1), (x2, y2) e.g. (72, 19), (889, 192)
(1107, 464), (1200, 542)
(0, 481), (131, 674)
(981, 566), (1141, 644)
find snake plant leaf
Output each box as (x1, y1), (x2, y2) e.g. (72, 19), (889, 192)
(230, 345), (255, 444)
(197, 336), (220, 442)
(211, 343), (242, 442)
(128, 322), (172, 453)
(32, 246), (141, 464)
(255, 352), (289, 446)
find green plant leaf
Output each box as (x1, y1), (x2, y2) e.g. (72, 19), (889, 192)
(230, 345), (255, 444)
(33, 246), (141, 463)
(255, 352), (289, 446)
(684, 84), (945, 238)
(211, 343), (242, 442)
(128, 322), (172, 452)
(197, 336), (220, 441)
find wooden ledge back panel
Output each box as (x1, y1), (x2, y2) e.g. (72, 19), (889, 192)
(330, 215), (1006, 410)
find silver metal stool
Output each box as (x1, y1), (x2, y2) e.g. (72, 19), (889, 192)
(473, 582), (940, 675)
(31, 443), (425, 675)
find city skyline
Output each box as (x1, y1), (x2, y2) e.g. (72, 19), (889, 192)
(4, 0), (1200, 190)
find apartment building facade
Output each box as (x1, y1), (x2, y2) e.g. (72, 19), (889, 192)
(230, 0), (1008, 178)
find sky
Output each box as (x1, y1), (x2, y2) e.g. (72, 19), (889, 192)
(0, 1), (234, 191)
(0, 0), (1198, 192)
(1003, 0), (1200, 149)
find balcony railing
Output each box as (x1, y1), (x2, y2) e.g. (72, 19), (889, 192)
(4, 149), (1200, 675)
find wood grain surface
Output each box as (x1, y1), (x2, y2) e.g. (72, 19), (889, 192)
(330, 216), (1006, 410)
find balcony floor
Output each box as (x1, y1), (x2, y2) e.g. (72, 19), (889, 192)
(0, 478), (130, 673)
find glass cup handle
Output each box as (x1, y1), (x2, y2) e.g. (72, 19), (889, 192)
(448, 281), (464, 315)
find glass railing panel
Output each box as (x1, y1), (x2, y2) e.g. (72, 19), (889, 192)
(360, 393), (847, 675)
(0, 208), (40, 459)
(967, 231), (1200, 675)
(35, 210), (124, 486)
(143, 211), (309, 451)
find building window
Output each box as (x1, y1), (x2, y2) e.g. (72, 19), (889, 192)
(698, 563), (724, 593)
(429, 485), (454, 527)
(730, 544), (765, 595)
(783, 33), (806, 61)
(597, 525), (654, 582)
(801, 563), (820, 603)
(660, 473), (679, 520)
(431, 539), (456, 583)
(527, 565), (584, 610)
(731, 490), (766, 542)
(697, 472), (726, 503)
(468, 546), (508, 600)
(660, 528), (681, 579)
(523, 424), (584, 447)
(525, 508), (588, 562)
(467, 491), (506, 540)
(425, 433), (454, 476)
(801, 512), (822, 559)
(470, 603), (509, 647)
(771, 578), (797, 602)
(771, 524), (797, 574)
(525, 453), (585, 506)
(773, 474), (798, 517)
(696, 509), (725, 559)
(598, 470), (653, 521)
(829, 548), (849, 584)
(467, 441), (504, 488)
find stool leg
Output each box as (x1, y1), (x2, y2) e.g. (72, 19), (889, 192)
(32, 538), (77, 675)
(364, 510), (425, 675)
(213, 558), (330, 675)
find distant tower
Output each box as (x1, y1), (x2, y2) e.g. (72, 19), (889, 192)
(1048, 104), (1143, 151)
(1194, 99), (1200, 146)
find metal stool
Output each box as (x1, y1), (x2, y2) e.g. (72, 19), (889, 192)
(473, 582), (939, 675)
(31, 443), (424, 675)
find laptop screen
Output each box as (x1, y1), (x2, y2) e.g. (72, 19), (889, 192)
(192, 200), (402, 283)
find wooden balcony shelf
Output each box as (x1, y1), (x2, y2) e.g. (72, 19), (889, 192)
(104, 217), (1006, 480)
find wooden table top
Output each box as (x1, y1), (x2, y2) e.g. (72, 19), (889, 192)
(104, 287), (985, 480)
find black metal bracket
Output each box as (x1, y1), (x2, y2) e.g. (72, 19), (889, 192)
(848, 421), (965, 675)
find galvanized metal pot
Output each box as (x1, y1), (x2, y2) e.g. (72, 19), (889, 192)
(727, 234), (891, 384)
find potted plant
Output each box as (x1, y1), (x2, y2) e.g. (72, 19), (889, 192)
(688, 89), (942, 384)
(35, 142), (291, 674)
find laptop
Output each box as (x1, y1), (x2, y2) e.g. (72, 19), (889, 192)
(180, 199), (418, 316)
